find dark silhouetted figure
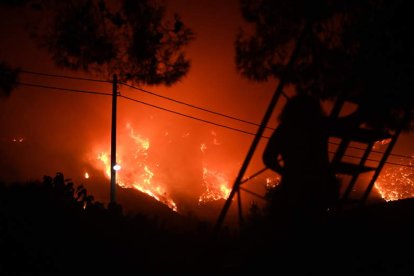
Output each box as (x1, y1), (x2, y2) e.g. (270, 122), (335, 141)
(263, 94), (339, 233)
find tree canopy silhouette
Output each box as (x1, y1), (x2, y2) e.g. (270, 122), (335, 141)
(235, 0), (414, 132)
(0, 61), (19, 97)
(12, 0), (195, 86)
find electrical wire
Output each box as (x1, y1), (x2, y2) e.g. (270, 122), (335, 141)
(17, 82), (112, 96)
(119, 94), (267, 138)
(20, 70), (112, 83)
(340, 153), (414, 168)
(13, 73), (414, 163)
(22, 71), (409, 159)
(16, 80), (270, 138)
(120, 81), (276, 130)
(121, 92), (414, 168)
(328, 139), (413, 160)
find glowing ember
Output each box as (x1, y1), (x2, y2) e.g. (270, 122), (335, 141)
(200, 143), (207, 153)
(211, 131), (221, 145)
(127, 123), (150, 152)
(84, 172), (90, 179)
(12, 137), (24, 143)
(199, 167), (231, 203)
(373, 138), (392, 150)
(97, 152), (111, 178)
(375, 157), (414, 201)
(265, 176), (281, 189)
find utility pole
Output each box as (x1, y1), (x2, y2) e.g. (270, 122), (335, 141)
(110, 74), (118, 203)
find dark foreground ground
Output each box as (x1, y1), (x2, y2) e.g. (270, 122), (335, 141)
(1, 174), (414, 275)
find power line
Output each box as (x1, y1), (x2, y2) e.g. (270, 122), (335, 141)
(119, 94), (266, 138)
(120, 82), (277, 131)
(328, 140), (414, 160)
(16, 80), (272, 138)
(15, 77), (414, 162)
(16, 70), (414, 158)
(327, 150), (414, 168)
(240, 167), (268, 184)
(20, 70), (112, 84)
(17, 82), (112, 96)
(22, 70), (412, 160)
(340, 153), (414, 168)
(20, 69), (277, 129)
(121, 93), (414, 168)
(376, 151), (414, 160)
(239, 186), (267, 200)
(379, 161), (414, 168)
(20, 68), (400, 160)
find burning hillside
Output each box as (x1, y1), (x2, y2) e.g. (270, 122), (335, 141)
(83, 122), (414, 217)
(87, 122), (235, 215)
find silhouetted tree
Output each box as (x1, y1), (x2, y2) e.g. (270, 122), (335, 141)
(23, 0), (195, 86)
(0, 0), (30, 6)
(0, 61), (20, 97)
(236, 0), (414, 132)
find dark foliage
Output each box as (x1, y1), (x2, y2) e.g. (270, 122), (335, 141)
(240, 191), (414, 275)
(25, 0), (195, 86)
(2, 172), (414, 274)
(0, 173), (245, 275)
(0, 0), (30, 6)
(236, 0), (414, 132)
(0, 61), (20, 97)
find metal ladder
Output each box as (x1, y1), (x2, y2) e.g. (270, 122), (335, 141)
(218, 96), (402, 229)
(327, 98), (401, 210)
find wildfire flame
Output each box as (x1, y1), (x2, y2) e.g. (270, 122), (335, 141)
(85, 122), (414, 215)
(198, 167), (231, 203)
(91, 121), (414, 213)
(372, 140), (414, 201)
(93, 124), (178, 212)
(197, 133), (232, 203)
(90, 123), (236, 213)
(373, 138), (393, 149)
(375, 158), (414, 201)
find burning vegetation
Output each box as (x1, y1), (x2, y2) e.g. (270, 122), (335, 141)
(373, 140), (414, 202)
(375, 159), (414, 201)
(84, 122), (414, 214)
(88, 122), (233, 214)
(2, 120), (412, 216)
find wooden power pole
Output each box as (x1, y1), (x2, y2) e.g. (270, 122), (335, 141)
(110, 74), (118, 203)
